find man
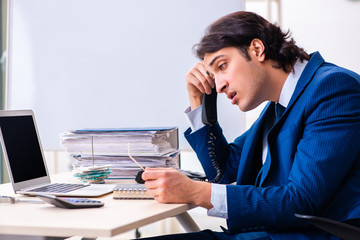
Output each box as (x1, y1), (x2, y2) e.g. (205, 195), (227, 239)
(141, 11), (360, 239)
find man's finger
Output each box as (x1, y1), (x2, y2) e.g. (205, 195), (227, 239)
(142, 168), (170, 180)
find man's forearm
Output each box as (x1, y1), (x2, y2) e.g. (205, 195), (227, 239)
(189, 94), (203, 111)
(191, 180), (213, 209)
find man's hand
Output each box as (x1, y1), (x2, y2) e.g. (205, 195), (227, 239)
(185, 62), (215, 111)
(142, 168), (213, 209)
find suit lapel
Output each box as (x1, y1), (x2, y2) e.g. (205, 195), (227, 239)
(287, 52), (325, 111)
(258, 52), (325, 186)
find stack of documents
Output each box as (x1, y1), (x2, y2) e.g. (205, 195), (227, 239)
(61, 127), (180, 179)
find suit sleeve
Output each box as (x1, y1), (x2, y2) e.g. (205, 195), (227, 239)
(184, 123), (248, 184)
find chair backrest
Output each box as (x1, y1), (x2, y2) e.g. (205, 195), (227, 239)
(295, 214), (360, 240)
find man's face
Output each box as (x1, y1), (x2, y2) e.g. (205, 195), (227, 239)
(203, 46), (268, 112)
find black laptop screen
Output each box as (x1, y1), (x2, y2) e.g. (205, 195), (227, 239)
(0, 115), (47, 183)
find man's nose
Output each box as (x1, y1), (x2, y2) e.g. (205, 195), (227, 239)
(215, 78), (228, 93)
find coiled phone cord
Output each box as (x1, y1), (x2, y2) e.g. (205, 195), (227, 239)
(207, 127), (224, 183)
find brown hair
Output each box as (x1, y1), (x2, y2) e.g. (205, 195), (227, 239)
(194, 11), (309, 72)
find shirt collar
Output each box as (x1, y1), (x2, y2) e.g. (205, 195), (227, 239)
(278, 58), (308, 108)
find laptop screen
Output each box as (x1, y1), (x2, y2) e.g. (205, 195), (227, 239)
(0, 115), (47, 183)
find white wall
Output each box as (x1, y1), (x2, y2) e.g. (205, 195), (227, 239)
(8, 0), (359, 151)
(283, 0), (360, 74)
(6, 0), (245, 150)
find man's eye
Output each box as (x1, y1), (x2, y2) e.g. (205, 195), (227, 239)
(219, 63), (226, 70)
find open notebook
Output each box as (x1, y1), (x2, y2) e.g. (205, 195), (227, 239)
(113, 184), (153, 199)
(0, 110), (114, 197)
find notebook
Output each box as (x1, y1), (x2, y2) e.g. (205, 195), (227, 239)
(113, 184), (153, 199)
(0, 110), (114, 197)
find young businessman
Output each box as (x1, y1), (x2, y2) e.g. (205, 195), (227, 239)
(140, 11), (360, 239)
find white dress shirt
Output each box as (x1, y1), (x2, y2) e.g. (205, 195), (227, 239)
(185, 59), (308, 218)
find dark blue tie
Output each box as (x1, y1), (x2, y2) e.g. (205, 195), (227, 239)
(275, 103), (286, 122)
(255, 103), (286, 187)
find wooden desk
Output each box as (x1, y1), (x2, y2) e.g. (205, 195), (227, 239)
(0, 173), (200, 238)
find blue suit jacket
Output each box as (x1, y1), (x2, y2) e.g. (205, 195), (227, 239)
(185, 52), (360, 239)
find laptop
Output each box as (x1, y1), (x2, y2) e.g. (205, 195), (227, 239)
(0, 110), (114, 197)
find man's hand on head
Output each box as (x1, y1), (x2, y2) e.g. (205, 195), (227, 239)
(185, 62), (215, 111)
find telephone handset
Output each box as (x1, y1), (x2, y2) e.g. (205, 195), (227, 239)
(201, 86), (223, 183)
(201, 86), (218, 126)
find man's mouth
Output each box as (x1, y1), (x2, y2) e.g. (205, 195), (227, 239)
(227, 92), (237, 104)
(227, 92), (236, 100)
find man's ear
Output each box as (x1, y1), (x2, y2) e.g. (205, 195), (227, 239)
(250, 39), (265, 62)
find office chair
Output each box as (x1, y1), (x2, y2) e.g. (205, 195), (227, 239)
(295, 213), (360, 240)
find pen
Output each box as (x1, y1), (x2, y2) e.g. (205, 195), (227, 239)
(128, 143), (145, 171)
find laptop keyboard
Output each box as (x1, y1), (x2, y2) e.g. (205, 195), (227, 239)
(27, 183), (87, 193)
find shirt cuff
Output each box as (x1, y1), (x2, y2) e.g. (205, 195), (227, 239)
(184, 105), (205, 132)
(207, 183), (228, 219)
